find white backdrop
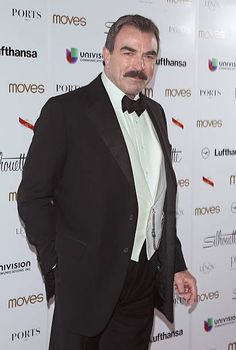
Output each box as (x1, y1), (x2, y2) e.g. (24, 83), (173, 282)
(0, 0), (236, 349)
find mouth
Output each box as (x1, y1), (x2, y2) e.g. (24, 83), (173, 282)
(127, 76), (144, 82)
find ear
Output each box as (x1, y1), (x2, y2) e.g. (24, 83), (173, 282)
(103, 47), (111, 67)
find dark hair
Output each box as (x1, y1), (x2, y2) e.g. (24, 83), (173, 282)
(104, 14), (160, 53)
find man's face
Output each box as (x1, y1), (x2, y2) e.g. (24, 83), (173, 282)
(103, 25), (158, 99)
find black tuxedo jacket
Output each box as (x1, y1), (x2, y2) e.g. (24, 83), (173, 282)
(17, 74), (186, 336)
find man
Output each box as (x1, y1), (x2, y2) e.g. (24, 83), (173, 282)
(17, 14), (197, 350)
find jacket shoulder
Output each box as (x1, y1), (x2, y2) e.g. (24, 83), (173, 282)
(49, 74), (103, 107)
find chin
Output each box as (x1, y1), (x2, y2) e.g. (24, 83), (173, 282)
(126, 87), (142, 96)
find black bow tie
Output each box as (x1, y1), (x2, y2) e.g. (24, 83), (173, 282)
(121, 95), (146, 117)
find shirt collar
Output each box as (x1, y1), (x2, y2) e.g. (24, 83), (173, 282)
(101, 72), (140, 113)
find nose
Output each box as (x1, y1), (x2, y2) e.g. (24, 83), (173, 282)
(133, 55), (145, 70)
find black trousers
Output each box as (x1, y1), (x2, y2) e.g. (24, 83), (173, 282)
(49, 243), (156, 350)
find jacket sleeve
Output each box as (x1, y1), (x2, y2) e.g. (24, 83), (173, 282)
(159, 103), (187, 273)
(17, 97), (67, 275)
(174, 236), (187, 273)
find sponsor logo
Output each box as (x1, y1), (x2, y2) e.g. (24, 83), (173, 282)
(157, 57), (187, 67)
(215, 148), (236, 157)
(199, 89), (221, 98)
(9, 191), (17, 201)
(66, 48), (78, 64)
(168, 25), (191, 35)
(204, 314), (236, 332)
(66, 48), (103, 63)
(12, 8), (42, 20)
(56, 84), (80, 93)
(19, 117), (34, 130)
(79, 51), (103, 63)
(0, 46), (37, 58)
(150, 329), (183, 343)
(231, 256), (236, 270)
(203, 0), (220, 11)
(204, 318), (213, 332)
(196, 291), (219, 303)
(172, 117), (184, 129)
(230, 175), (236, 185)
(8, 293), (44, 309)
(203, 230), (236, 248)
(209, 58), (218, 71)
(228, 343), (236, 350)
(177, 178), (190, 187)
(201, 148), (236, 158)
(199, 29), (225, 39)
(0, 152), (26, 172)
(174, 295), (186, 305)
(171, 147), (182, 163)
(142, 87), (153, 98)
(52, 14), (86, 26)
(8, 83), (44, 93)
(16, 226), (26, 238)
(196, 119), (222, 128)
(202, 176), (214, 187)
(139, 0), (154, 3)
(104, 21), (114, 34)
(11, 328), (40, 342)
(209, 58), (236, 72)
(167, 0), (192, 4)
(195, 205), (220, 216)
(165, 88), (191, 97)
(0, 261), (31, 276)
(176, 208), (184, 218)
(201, 147), (210, 159)
(231, 203), (236, 213)
(200, 262), (214, 274)
(174, 290), (219, 304)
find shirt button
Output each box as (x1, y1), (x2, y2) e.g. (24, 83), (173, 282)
(129, 214), (134, 221)
(123, 248), (129, 254)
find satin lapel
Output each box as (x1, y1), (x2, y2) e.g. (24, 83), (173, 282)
(145, 100), (176, 182)
(85, 76), (136, 192)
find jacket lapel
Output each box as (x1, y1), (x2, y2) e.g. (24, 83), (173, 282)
(85, 75), (136, 192)
(145, 99), (176, 183)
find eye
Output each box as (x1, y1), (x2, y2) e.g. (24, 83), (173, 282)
(123, 51), (134, 56)
(144, 54), (156, 61)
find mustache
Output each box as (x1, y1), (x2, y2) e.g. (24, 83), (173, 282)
(124, 70), (148, 81)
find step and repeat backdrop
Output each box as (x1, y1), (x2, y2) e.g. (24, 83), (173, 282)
(0, 0), (236, 349)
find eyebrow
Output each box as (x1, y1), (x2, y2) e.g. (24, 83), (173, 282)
(144, 50), (157, 57)
(120, 46), (157, 57)
(120, 46), (136, 52)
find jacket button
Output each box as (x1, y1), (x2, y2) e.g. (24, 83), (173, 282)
(123, 248), (129, 254)
(157, 264), (161, 271)
(129, 214), (134, 221)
